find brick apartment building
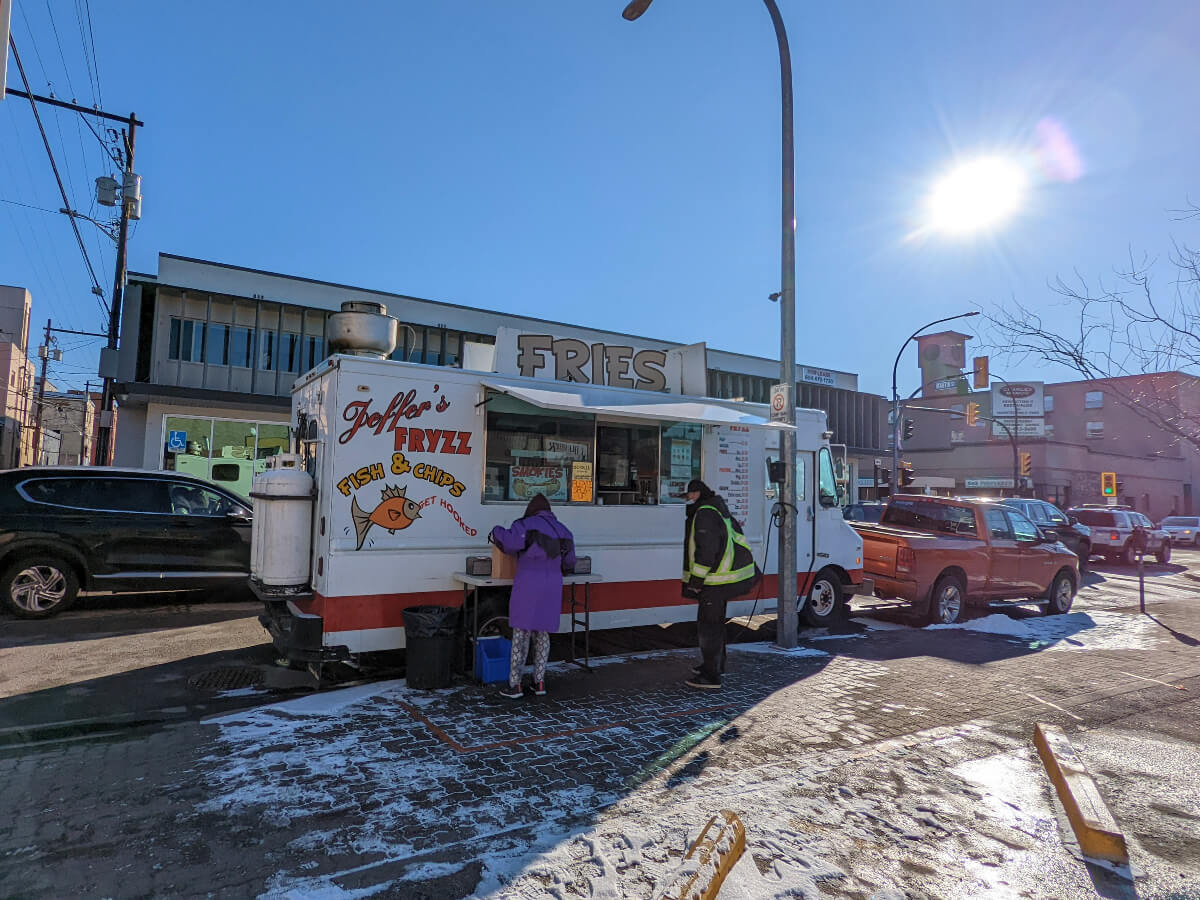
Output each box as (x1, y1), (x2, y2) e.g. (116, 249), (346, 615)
(897, 332), (1200, 521)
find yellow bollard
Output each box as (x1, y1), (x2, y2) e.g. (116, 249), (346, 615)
(652, 810), (746, 900)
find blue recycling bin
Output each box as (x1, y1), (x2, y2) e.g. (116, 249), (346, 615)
(475, 635), (512, 684)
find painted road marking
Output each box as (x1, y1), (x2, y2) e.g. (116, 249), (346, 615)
(1023, 692), (1083, 722)
(1118, 670), (1188, 690)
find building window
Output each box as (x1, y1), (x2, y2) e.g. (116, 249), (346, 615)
(168, 318), (205, 362)
(281, 333), (302, 373)
(1085, 391), (1104, 409)
(300, 335), (324, 372)
(660, 422), (702, 504)
(229, 327), (254, 368)
(205, 324), (229, 365)
(1086, 421), (1104, 439)
(259, 330), (277, 371)
(1043, 395), (1054, 412)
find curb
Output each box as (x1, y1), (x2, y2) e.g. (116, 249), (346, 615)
(1033, 722), (1130, 864)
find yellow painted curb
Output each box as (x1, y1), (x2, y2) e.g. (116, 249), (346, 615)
(1034, 723), (1129, 864)
(653, 810), (746, 900)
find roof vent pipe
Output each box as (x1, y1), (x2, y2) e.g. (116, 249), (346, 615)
(326, 300), (399, 359)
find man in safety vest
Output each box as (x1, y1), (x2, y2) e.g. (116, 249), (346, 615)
(682, 479), (761, 690)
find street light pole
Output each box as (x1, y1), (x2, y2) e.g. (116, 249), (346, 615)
(890, 311), (979, 488)
(621, 0), (800, 647)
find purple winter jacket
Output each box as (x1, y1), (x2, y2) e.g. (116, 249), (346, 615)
(489, 510), (577, 632)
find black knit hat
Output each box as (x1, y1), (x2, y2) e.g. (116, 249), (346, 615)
(524, 493), (552, 517)
(686, 480), (710, 495)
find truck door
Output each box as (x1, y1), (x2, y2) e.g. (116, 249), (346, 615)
(1006, 508), (1055, 593)
(812, 446), (844, 573)
(982, 507), (1022, 596)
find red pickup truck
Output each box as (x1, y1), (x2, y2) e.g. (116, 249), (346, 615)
(851, 495), (1079, 625)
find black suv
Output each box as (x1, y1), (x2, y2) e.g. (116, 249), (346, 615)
(1001, 498), (1093, 572)
(0, 467), (252, 618)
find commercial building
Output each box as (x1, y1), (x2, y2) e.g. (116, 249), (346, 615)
(36, 391), (96, 466)
(114, 254), (887, 497)
(898, 331), (1200, 520)
(0, 286), (37, 469)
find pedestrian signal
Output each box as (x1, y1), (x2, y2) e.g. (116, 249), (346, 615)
(966, 402), (980, 426)
(898, 462), (916, 488)
(1020, 452), (1032, 477)
(1101, 472), (1117, 497)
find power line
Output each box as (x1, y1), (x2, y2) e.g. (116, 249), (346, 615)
(0, 197), (61, 214)
(43, 0), (79, 101)
(81, 0), (104, 106)
(7, 37), (108, 313)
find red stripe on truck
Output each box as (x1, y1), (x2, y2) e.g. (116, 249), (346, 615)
(300, 570), (856, 634)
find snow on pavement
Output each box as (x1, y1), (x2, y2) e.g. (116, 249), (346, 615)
(927, 610), (1160, 650)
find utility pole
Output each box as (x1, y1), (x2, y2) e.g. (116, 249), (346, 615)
(94, 114), (139, 467)
(32, 319), (51, 465)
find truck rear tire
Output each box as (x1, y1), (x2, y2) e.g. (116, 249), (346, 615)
(801, 568), (844, 627)
(927, 573), (965, 626)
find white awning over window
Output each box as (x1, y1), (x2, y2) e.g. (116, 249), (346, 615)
(482, 380), (792, 429)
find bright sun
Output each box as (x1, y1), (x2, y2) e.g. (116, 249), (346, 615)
(927, 157), (1028, 235)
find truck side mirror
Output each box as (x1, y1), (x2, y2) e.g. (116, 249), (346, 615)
(1041, 528), (1059, 544)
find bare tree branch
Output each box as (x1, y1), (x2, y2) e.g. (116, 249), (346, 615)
(981, 204), (1200, 454)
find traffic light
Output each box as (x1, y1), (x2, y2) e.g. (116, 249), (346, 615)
(902, 418), (914, 441)
(1101, 472), (1117, 497)
(966, 401), (980, 426)
(1020, 452), (1032, 477)
(972, 356), (989, 390)
(875, 464), (891, 498)
(898, 462), (916, 488)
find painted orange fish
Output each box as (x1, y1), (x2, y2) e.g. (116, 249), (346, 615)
(351, 484), (422, 550)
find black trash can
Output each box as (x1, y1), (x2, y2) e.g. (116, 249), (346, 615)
(403, 606), (459, 689)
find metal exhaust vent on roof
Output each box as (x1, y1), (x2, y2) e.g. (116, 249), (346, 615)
(326, 300), (400, 359)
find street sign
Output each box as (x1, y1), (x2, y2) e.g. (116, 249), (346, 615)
(167, 430), (187, 453)
(965, 477), (1015, 489)
(769, 383), (789, 423)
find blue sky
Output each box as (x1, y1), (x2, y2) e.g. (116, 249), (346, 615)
(3, 1), (1198, 396)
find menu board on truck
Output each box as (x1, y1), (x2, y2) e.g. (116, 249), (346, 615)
(711, 425), (751, 526)
(508, 465), (569, 501)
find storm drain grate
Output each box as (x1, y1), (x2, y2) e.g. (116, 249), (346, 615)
(188, 666), (265, 692)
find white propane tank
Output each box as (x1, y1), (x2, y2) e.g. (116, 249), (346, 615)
(250, 453), (314, 589)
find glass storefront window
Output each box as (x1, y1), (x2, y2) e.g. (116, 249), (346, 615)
(163, 416), (214, 481)
(161, 416), (291, 499)
(484, 392), (594, 503)
(659, 422), (701, 504)
(596, 424), (659, 505)
(260, 331), (277, 370)
(281, 333), (301, 373)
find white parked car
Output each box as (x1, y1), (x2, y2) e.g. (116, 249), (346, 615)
(1160, 516), (1200, 547)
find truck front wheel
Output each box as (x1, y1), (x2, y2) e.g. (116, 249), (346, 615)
(801, 569), (844, 627)
(927, 574), (966, 626)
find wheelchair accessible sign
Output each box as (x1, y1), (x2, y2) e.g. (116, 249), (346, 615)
(167, 430), (187, 453)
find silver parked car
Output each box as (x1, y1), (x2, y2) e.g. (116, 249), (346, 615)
(1159, 516), (1200, 547)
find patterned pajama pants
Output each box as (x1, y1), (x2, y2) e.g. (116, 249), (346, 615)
(510, 628), (550, 688)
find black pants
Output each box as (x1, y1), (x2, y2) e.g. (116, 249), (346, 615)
(696, 592), (727, 680)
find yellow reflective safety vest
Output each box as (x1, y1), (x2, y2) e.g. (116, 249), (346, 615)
(683, 503), (757, 591)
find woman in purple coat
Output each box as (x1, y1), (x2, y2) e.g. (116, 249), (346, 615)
(489, 493), (576, 699)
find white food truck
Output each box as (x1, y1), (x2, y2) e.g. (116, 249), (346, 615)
(251, 304), (864, 670)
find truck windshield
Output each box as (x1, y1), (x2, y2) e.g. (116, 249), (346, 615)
(882, 499), (977, 535)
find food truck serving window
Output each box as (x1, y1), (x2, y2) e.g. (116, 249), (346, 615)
(483, 391), (703, 506)
(484, 391), (595, 503)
